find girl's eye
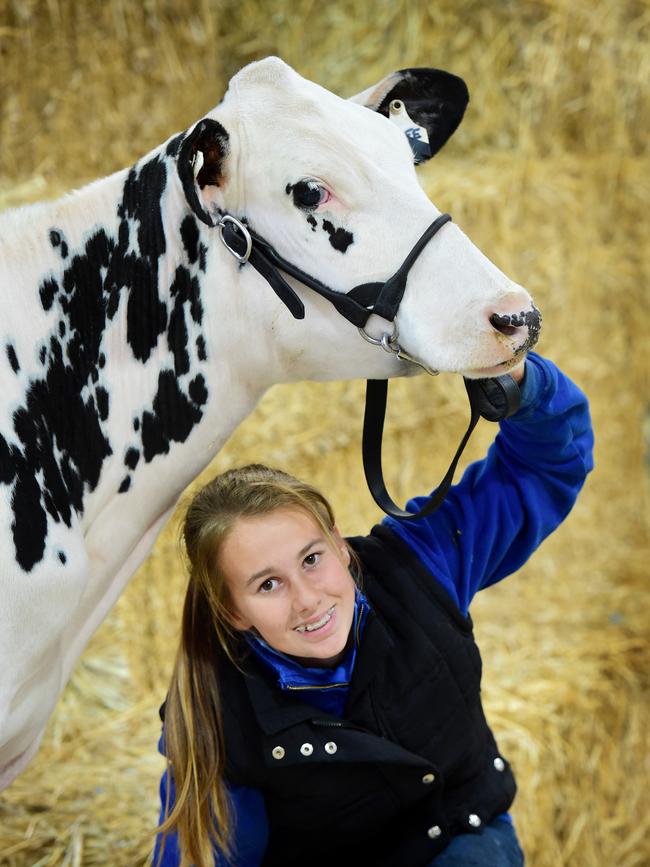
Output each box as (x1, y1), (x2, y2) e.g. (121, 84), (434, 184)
(258, 577), (279, 594)
(303, 552), (321, 568)
(290, 179), (330, 210)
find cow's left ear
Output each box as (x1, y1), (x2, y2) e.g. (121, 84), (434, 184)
(349, 68), (469, 163)
(177, 118), (230, 226)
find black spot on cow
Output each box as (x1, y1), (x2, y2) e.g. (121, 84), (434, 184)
(12, 457), (49, 570)
(106, 283), (120, 319)
(60, 230), (113, 374)
(58, 320), (65, 338)
(189, 374), (208, 407)
(307, 215), (317, 232)
(58, 550), (67, 564)
(96, 386), (109, 421)
(0, 434), (14, 484)
(39, 277), (59, 311)
(178, 201), (206, 271)
(167, 266), (203, 376)
(49, 335), (62, 365)
(124, 447), (140, 471)
(180, 215), (200, 264)
(322, 220), (354, 253)
(49, 229), (68, 257)
(118, 476), (131, 493)
(140, 369), (206, 463)
(196, 335), (207, 361)
(167, 300), (189, 376)
(39, 345), (47, 365)
(111, 158), (169, 363)
(166, 133), (185, 158)
(133, 417), (140, 432)
(98, 353), (106, 369)
(6, 344), (19, 373)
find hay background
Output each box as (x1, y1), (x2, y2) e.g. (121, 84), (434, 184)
(0, 0), (648, 864)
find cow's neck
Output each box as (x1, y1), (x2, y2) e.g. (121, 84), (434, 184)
(6, 147), (273, 536)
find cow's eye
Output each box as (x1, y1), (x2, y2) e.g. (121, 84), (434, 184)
(289, 179), (330, 210)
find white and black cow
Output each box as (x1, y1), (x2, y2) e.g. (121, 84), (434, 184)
(0, 57), (540, 789)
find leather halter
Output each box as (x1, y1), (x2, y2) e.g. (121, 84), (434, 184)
(216, 211), (520, 520)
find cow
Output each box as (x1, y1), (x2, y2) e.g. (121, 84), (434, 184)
(0, 56), (540, 790)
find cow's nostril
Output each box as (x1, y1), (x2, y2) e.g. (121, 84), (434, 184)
(490, 313), (519, 336)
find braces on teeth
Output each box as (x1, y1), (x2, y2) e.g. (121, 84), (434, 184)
(295, 606), (335, 633)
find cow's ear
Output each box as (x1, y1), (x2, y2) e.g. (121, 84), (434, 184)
(349, 68), (469, 163)
(177, 118), (230, 226)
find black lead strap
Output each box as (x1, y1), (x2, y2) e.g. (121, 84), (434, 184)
(362, 374), (521, 520)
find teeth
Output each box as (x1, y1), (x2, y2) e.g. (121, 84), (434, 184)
(295, 606), (334, 633)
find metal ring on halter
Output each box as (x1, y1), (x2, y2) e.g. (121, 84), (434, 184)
(357, 320), (399, 349)
(218, 215), (253, 263)
(380, 331), (400, 354)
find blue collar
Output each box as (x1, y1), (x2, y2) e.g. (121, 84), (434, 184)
(246, 590), (370, 692)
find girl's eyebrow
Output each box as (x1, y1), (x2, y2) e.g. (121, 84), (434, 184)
(245, 537), (324, 586)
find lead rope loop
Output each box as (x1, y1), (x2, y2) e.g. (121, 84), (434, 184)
(362, 375), (520, 521)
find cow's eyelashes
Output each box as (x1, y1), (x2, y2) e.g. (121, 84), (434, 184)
(288, 179), (331, 210)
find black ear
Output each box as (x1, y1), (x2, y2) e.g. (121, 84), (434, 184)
(351, 68), (469, 162)
(177, 118), (230, 226)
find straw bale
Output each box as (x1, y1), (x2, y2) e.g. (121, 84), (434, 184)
(0, 1), (648, 865)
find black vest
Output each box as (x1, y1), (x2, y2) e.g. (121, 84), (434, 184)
(216, 525), (516, 867)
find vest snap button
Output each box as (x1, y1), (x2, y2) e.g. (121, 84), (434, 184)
(324, 741), (337, 755)
(271, 746), (285, 760)
(422, 773), (435, 784)
(494, 756), (505, 771)
(300, 742), (314, 756)
(427, 825), (442, 839)
(468, 813), (482, 828)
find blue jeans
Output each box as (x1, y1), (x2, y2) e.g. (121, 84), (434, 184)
(428, 818), (525, 866)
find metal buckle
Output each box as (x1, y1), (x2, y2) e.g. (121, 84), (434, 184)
(358, 321), (399, 352)
(358, 321), (439, 376)
(218, 215), (252, 263)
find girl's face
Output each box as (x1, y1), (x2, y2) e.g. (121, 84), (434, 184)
(219, 507), (356, 666)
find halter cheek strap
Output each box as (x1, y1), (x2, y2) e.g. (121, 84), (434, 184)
(218, 212), (452, 332)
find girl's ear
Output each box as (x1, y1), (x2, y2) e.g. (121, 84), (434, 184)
(225, 607), (251, 632)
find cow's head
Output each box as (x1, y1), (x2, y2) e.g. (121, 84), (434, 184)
(175, 57), (539, 380)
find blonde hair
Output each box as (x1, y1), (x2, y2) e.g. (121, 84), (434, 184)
(156, 464), (350, 867)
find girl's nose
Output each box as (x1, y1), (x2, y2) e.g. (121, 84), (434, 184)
(292, 578), (320, 614)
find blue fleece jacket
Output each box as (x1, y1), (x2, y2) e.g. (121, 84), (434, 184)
(153, 353), (594, 866)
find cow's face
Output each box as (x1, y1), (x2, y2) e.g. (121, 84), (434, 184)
(177, 57), (539, 378)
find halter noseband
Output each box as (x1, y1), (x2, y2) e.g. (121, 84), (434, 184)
(215, 211), (520, 520)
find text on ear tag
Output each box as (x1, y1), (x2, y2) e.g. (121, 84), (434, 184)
(389, 99), (431, 164)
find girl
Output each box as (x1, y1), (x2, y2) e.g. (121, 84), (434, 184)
(154, 351), (593, 866)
